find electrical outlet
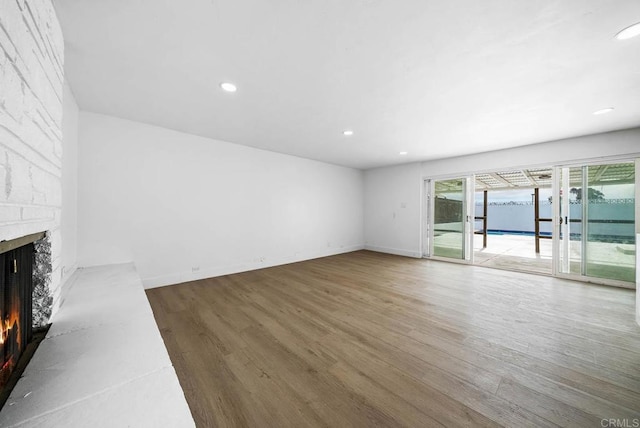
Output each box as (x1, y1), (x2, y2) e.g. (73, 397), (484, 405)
(191, 266), (200, 272)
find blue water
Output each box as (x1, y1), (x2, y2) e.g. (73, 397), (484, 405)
(486, 230), (551, 237)
(484, 230), (633, 244)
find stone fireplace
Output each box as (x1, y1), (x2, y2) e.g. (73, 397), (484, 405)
(1, 0), (65, 385)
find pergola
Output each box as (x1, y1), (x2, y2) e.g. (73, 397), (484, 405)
(470, 164), (635, 253)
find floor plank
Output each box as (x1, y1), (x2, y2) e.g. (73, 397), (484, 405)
(146, 250), (640, 427)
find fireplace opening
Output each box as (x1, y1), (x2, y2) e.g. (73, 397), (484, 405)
(0, 242), (34, 390)
(0, 232), (52, 409)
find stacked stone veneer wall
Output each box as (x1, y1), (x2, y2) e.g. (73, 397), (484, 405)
(0, 0), (64, 316)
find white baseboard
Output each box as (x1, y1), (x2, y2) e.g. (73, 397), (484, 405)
(364, 245), (422, 258)
(142, 244), (365, 289)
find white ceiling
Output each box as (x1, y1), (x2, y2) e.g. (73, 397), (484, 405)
(54, 0), (640, 169)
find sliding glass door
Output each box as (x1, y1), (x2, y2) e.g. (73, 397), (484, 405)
(555, 161), (636, 284)
(421, 162), (636, 286)
(425, 177), (472, 262)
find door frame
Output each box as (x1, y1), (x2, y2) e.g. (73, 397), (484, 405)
(420, 155), (637, 289)
(552, 159), (637, 289)
(423, 176), (474, 265)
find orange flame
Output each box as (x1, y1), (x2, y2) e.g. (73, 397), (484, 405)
(0, 307), (22, 388)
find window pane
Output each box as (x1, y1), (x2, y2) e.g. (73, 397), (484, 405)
(585, 163), (635, 282)
(433, 179), (465, 259)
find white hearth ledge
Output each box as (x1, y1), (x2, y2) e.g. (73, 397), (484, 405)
(0, 264), (195, 427)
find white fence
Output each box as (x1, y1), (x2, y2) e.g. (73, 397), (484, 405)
(474, 200), (635, 241)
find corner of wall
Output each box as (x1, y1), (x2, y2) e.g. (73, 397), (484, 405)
(61, 81), (79, 270)
(363, 162), (423, 259)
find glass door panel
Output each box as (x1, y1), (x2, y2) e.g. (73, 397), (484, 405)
(556, 161), (636, 283)
(558, 166), (583, 275)
(584, 163), (635, 282)
(433, 178), (467, 259)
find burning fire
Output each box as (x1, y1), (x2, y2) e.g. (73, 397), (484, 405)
(0, 308), (22, 388)
(1, 317), (18, 345)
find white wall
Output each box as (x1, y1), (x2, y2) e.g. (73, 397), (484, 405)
(0, 0), (65, 309)
(78, 112), (364, 288)
(364, 128), (640, 259)
(61, 82), (78, 285)
(363, 163), (422, 257)
(420, 128), (640, 178)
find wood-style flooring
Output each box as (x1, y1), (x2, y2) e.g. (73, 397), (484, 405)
(146, 250), (640, 427)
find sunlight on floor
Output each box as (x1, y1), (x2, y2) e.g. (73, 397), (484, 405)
(473, 234), (552, 275)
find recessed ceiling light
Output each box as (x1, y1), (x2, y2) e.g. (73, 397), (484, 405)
(399, 151), (408, 155)
(593, 107), (614, 115)
(615, 22), (640, 40)
(343, 130), (354, 136)
(220, 82), (237, 92)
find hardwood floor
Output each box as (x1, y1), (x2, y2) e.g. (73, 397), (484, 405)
(146, 250), (640, 427)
